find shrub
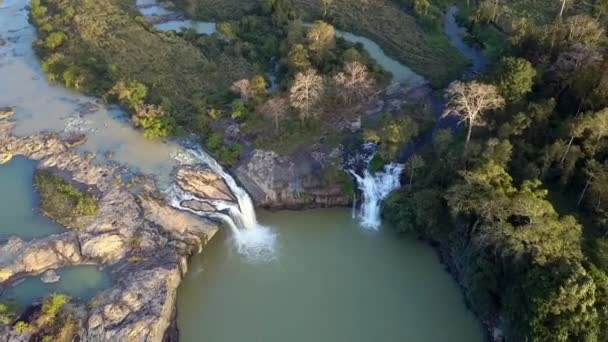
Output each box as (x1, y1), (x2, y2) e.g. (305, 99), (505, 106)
(14, 321), (31, 334)
(0, 301), (18, 325)
(34, 170), (98, 228)
(231, 99), (249, 121)
(41, 293), (70, 321)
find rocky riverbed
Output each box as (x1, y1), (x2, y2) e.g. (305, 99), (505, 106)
(0, 110), (227, 341)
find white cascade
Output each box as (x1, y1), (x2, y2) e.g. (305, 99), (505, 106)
(350, 163), (404, 230)
(167, 147), (276, 261)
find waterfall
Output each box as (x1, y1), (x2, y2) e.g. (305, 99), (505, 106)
(350, 162), (403, 230)
(167, 147), (276, 261)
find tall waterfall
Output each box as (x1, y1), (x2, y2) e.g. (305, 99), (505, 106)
(348, 143), (403, 230)
(350, 164), (404, 230)
(167, 147), (276, 261)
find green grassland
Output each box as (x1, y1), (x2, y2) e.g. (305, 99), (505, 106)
(32, 0), (254, 125)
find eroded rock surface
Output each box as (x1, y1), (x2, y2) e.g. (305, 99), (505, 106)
(0, 115), (221, 341)
(176, 165), (235, 202)
(234, 148), (351, 209)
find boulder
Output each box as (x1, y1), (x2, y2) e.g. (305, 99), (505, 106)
(176, 165), (235, 202)
(0, 106), (15, 120)
(40, 269), (61, 283)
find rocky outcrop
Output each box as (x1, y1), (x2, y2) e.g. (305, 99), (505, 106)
(0, 114), (221, 341)
(176, 165), (235, 202)
(40, 270), (60, 283)
(234, 147), (351, 209)
(0, 234), (83, 282)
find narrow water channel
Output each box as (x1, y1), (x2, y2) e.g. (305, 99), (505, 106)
(177, 209), (484, 342)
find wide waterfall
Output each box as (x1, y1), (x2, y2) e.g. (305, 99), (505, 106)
(167, 147), (276, 261)
(350, 164), (404, 230)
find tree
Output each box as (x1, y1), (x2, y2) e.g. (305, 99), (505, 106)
(413, 0), (430, 16)
(405, 154), (425, 187)
(443, 81), (505, 150)
(577, 108), (608, 155)
(110, 80), (147, 110)
(231, 79), (253, 100)
(44, 31), (67, 50)
(494, 57), (536, 102)
(133, 104), (175, 138)
(258, 97), (289, 135)
(333, 62), (374, 104)
(596, 0), (608, 17)
(289, 69), (325, 122)
(288, 44), (312, 73)
(558, 0), (571, 19)
(320, 0), (333, 18)
(250, 75), (268, 99)
(306, 21), (335, 63)
(377, 116), (419, 160)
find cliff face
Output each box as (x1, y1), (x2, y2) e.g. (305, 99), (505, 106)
(234, 148), (352, 210)
(0, 112), (224, 341)
(231, 82), (433, 210)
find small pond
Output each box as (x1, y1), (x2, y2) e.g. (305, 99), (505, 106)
(0, 157), (62, 241)
(1, 265), (111, 306)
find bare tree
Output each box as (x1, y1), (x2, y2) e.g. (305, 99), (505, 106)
(405, 154), (426, 187)
(230, 79), (253, 100)
(258, 97), (289, 135)
(443, 81), (505, 150)
(289, 69), (325, 122)
(333, 62), (375, 105)
(558, 0), (570, 19)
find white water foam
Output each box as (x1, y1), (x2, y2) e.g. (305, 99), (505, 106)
(168, 148), (277, 262)
(350, 163), (403, 230)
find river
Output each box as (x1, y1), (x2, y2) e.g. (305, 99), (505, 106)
(1, 0), (485, 339)
(177, 209), (484, 342)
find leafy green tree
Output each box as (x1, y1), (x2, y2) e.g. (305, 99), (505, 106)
(494, 57), (536, 103)
(320, 0), (333, 18)
(306, 21), (336, 63)
(44, 31), (67, 50)
(378, 116), (419, 160)
(0, 301), (18, 325)
(42, 293), (70, 320)
(110, 80), (148, 110)
(507, 262), (600, 342)
(413, 0), (430, 16)
(288, 44), (312, 73)
(231, 99), (249, 121)
(133, 104), (176, 138)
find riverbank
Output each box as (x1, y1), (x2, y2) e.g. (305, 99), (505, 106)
(0, 111), (226, 340)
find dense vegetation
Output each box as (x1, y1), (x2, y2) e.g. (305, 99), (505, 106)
(30, 0), (442, 168)
(34, 170), (98, 228)
(172, 0), (468, 86)
(383, 1), (608, 340)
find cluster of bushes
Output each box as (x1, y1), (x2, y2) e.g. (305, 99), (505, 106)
(34, 170), (98, 228)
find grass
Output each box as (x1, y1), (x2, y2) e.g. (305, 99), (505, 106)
(34, 170), (98, 229)
(171, 0), (468, 87)
(31, 0), (254, 128)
